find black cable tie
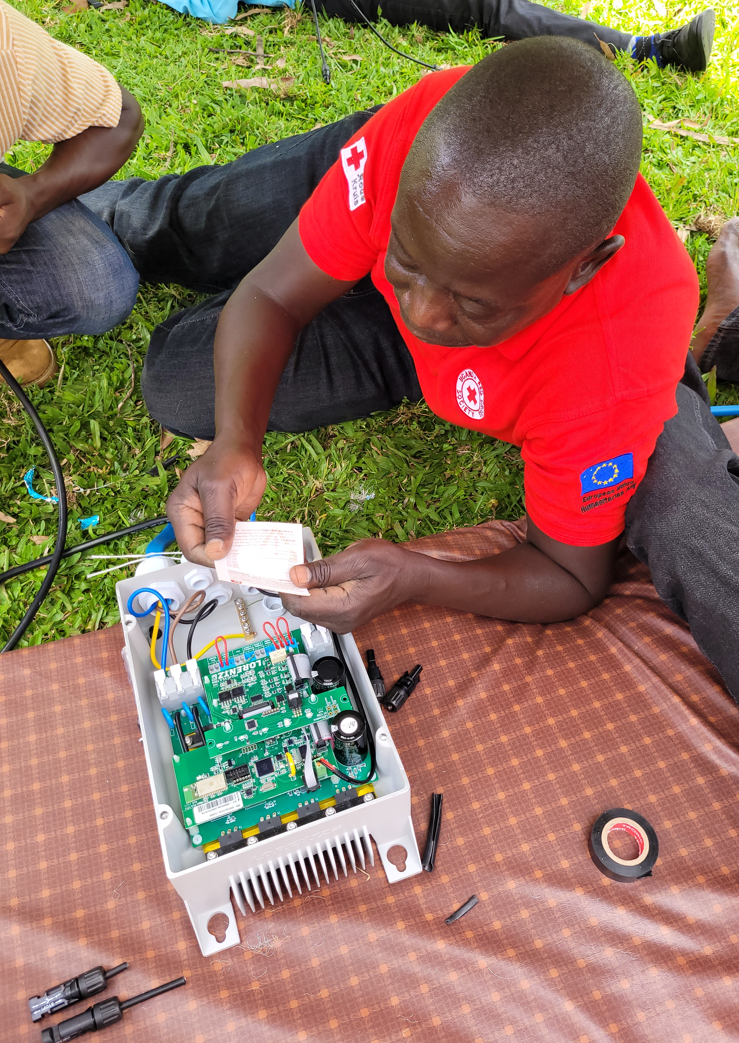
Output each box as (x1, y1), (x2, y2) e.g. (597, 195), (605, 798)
(445, 894), (478, 924)
(421, 791), (443, 871)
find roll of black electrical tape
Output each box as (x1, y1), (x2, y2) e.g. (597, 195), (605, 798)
(588, 808), (659, 882)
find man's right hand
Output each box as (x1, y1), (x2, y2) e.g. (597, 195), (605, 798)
(165, 220), (358, 565)
(167, 438), (267, 566)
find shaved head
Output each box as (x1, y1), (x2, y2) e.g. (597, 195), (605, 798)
(403, 37), (643, 277)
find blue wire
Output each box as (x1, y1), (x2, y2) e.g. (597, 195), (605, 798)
(710, 405), (739, 416)
(197, 696), (211, 720)
(145, 522), (176, 555)
(161, 707), (174, 729)
(181, 702), (195, 725)
(127, 587), (172, 670)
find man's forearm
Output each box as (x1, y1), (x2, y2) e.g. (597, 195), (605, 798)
(21, 85), (143, 222)
(213, 278), (303, 449)
(401, 541), (612, 623)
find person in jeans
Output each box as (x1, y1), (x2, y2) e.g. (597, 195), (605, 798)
(0, 0), (714, 389)
(83, 39), (739, 702)
(0, 0), (142, 387)
(318, 0), (715, 74)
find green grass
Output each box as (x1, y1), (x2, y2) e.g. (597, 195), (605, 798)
(0, 0), (737, 644)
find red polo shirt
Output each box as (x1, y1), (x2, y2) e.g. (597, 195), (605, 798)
(298, 68), (699, 546)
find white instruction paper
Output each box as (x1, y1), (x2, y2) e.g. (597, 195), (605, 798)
(214, 521), (309, 596)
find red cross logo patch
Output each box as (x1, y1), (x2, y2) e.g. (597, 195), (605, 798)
(340, 136), (367, 211)
(456, 368), (485, 421)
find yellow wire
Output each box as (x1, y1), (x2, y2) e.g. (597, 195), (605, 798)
(286, 750), (296, 777)
(194, 634), (244, 660)
(150, 608), (162, 669)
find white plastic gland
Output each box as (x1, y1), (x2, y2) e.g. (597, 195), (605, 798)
(262, 595), (284, 617)
(183, 567), (214, 592)
(203, 583), (232, 607)
(136, 581), (185, 614)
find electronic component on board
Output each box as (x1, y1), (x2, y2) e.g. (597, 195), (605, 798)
(254, 757), (275, 778)
(287, 652), (312, 685)
(309, 719), (332, 749)
(224, 764), (251, 786)
(331, 710), (368, 766)
(193, 773), (226, 799)
(258, 814), (284, 839)
(312, 655), (345, 693)
(285, 683), (302, 711)
(217, 829), (247, 855)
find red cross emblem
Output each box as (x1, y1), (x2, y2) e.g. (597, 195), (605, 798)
(455, 368), (485, 420)
(345, 144), (364, 171)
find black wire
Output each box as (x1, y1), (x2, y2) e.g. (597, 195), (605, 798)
(186, 598), (219, 661)
(345, 0), (440, 71)
(0, 515), (168, 586)
(0, 359), (69, 652)
(308, 0), (331, 83)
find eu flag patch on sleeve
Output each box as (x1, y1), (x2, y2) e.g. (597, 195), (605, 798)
(580, 454), (634, 495)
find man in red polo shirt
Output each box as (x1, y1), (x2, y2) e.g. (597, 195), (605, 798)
(86, 37), (738, 694)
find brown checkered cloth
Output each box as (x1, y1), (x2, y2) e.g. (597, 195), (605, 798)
(2, 520), (738, 1043)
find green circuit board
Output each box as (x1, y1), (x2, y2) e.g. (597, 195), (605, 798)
(162, 629), (374, 854)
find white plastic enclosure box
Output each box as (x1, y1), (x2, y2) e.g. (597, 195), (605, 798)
(116, 527), (421, 955)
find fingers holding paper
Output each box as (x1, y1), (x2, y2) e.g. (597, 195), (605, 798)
(167, 438), (267, 566)
(282, 539), (419, 631)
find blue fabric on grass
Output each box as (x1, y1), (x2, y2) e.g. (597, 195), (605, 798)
(156, 0), (292, 24)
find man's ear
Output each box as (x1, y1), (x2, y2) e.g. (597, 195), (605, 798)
(564, 235), (625, 295)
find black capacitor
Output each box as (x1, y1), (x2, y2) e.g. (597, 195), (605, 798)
(312, 655), (345, 693)
(331, 710), (368, 766)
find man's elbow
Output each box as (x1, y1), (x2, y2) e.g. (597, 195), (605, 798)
(119, 86), (145, 148)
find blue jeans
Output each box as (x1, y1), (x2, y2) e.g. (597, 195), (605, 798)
(0, 162), (138, 339)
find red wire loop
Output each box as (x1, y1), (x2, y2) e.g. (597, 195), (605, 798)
(215, 635), (229, 668)
(263, 617), (294, 649)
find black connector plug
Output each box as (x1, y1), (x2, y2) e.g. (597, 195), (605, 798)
(382, 664), (422, 713)
(29, 964), (128, 1022)
(40, 976), (186, 1042)
(365, 649), (385, 701)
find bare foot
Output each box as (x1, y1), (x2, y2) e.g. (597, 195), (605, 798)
(691, 217), (739, 365)
(721, 417), (739, 456)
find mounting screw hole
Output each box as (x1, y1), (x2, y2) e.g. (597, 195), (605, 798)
(159, 810), (169, 821)
(378, 732), (389, 743)
(386, 845), (407, 873)
(207, 912), (230, 944)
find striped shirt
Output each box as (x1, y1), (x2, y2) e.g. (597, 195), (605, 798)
(0, 0), (121, 157)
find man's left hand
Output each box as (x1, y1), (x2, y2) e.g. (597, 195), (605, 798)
(0, 174), (34, 254)
(283, 538), (422, 632)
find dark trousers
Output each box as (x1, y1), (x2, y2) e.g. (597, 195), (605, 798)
(83, 116), (739, 703)
(317, 0), (630, 53)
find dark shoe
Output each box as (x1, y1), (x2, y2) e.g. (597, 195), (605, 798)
(656, 9), (715, 72)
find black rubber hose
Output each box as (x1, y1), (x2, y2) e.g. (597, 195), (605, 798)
(0, 515), (168, 585)
(0, 359), (69, 652)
